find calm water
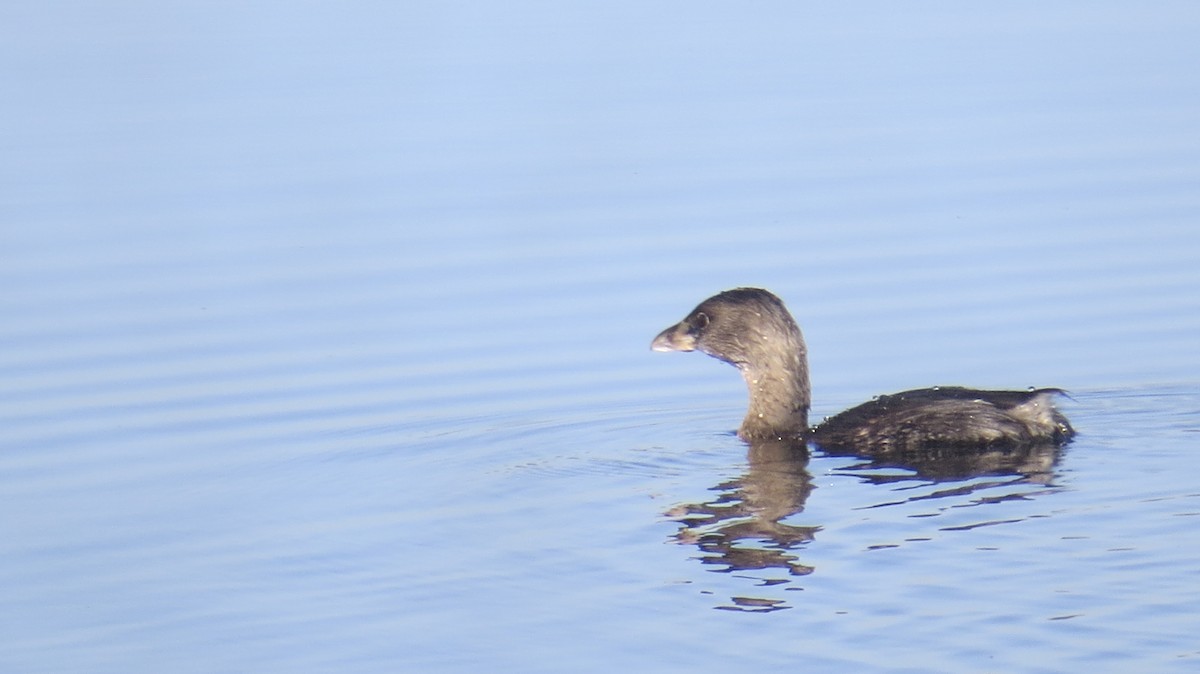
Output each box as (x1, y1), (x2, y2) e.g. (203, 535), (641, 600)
(4, 3), (1200, 672)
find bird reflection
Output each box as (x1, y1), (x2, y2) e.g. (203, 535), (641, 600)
(668, 435), (1067, 612)
(819, 439), (1065, 490)
(667, 439), (817, 596)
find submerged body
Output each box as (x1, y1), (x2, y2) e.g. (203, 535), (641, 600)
(651, 287), (1073, 450)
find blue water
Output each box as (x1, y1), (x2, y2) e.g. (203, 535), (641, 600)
(3, 3), (1200, 672)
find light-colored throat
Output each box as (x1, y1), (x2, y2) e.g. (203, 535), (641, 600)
(737, 348), (811, 440)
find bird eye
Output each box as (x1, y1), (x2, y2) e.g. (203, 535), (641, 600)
(691, 312), (710, 333)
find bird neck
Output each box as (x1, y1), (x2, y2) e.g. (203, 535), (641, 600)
(738, 350), (811, 440)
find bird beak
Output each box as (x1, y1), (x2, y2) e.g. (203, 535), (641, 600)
(651, 322), (696, 352)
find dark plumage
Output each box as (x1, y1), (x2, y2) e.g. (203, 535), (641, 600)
(651, 288), (1074, 450)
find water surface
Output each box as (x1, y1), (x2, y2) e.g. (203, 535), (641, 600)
(3, 3), (1200, 672)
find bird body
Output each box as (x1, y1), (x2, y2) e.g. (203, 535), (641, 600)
(653, 288), (1073, 449)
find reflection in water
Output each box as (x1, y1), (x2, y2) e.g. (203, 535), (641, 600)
(822, 440), (1064, 483)
(669, 438), (1067, 611)
(667, 440), (815, 612)
(823, 441), (1066, 513)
